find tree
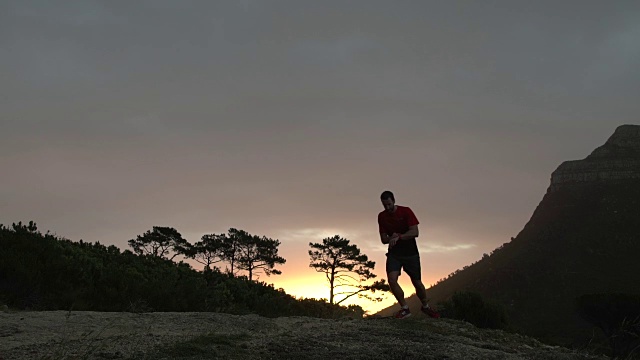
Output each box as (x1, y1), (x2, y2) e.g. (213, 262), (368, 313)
(309, 235), (388, 305)
(128, 226), (189, 261)
(185, 233), (229, 271)
(235, 232), (286, 281)
(11, 221), (38, 233)
(223, 228), (245, 274)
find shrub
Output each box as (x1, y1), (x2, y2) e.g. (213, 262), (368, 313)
(0, 223), (358, 319)
(438, 291), (508, 329)
(577, 293), (640, 359)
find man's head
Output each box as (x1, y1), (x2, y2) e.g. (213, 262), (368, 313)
(380, 190), (396, 212)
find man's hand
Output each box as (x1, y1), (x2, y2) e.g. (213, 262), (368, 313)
(389, 233), (400, 248)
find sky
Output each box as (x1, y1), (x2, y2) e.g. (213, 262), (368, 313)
(2, 1), (639, 313)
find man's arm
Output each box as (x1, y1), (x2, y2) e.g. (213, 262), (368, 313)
(388, 225), (420, 247)
(380, 232), (390, 244)
(397, 225), (419, 240)
(388, 225), (418, 248)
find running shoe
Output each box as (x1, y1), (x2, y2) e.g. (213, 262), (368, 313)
(421, 305), (440, 318)
(394, 307), (412, 319)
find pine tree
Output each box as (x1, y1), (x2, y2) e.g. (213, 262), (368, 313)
(309, 235), (388, 305)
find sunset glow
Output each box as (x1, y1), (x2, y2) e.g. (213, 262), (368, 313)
(3, 0), (636, 319)
(181, 225), (465, 314)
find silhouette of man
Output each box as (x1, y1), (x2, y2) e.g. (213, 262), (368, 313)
(378, 190), (440, 319)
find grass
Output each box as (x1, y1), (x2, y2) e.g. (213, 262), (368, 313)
(9, 311), (606, 360)
(40, 310), (116, 360)
(137, 332), (252, 360)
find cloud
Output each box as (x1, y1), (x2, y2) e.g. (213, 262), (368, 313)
(421, 243), (477, 254)
(1, 0), (639, 312)
(281, 228), (343, 240)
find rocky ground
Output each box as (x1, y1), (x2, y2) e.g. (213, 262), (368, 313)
(0, 310), (608, 360)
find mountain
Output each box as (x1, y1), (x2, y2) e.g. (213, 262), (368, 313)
(377, 124), (640, 347)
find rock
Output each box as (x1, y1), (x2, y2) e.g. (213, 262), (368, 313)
(0, 311), (608, 360)
(550, 124), (640, 191)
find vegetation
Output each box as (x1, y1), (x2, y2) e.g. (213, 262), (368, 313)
(184, 232), (227, 270)
(308, 235), (389, 305)
(437, 291), (508, 330)
(577, 293), (640, 359)
(0, 221), (361, 319)
(128, 226), (190, 261)
(231, 229), (286, 281)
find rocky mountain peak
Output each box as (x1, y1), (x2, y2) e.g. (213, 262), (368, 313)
(588, 124), (640, 159)
(549, 124), (640, 192)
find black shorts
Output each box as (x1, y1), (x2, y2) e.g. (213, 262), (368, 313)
(386, 253), (421, 280)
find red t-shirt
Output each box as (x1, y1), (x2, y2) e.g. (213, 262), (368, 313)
(378, 205), (420, 256)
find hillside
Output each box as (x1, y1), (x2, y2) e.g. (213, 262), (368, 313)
(0, 310), (607, 360)
(377, 125), (640, 347)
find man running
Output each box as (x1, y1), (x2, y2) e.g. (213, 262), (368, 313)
(378, 190), (440, 319)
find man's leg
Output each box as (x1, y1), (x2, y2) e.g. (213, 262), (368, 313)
(410, 277), (428, 306)
(403, 255), (440, 318)
(409, 274), (440, 318)
(387, 271), (407, 307)
(386, 254), (407, 307)
(401, 255), (427, 306)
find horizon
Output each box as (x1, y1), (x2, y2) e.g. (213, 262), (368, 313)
(2, 1), (640, 313)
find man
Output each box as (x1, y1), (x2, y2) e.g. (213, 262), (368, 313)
(378, 190), (440, 319)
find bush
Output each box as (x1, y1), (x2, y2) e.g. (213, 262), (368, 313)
(0, 223), (359, 319)
(438, 291), (509, 329)
(577, 293), (640, 359)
